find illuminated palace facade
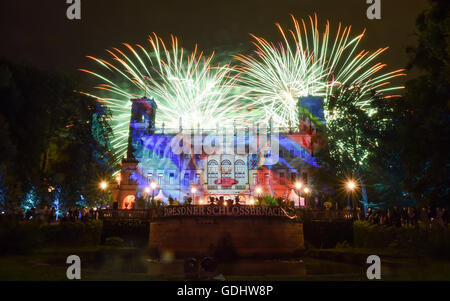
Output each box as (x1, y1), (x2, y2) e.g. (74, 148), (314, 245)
(113, 97), (325, 209)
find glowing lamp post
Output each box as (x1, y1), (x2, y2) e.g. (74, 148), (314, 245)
(143, 186), (151, 208)
(150, 181), (158, 207)
(191, 187), (197, 204)
(346, 180), (356, 210)
(295, 182), (303, 207)
(100, 181), (108, 190)
(255, 186), (263, 203)
(99, 181), (109, 208)
(303, 187), (310, 208)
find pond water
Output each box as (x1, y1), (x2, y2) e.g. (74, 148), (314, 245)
(51, 249), (368, 280)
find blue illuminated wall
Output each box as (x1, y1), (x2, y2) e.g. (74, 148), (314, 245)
(115, 96), (325, 207)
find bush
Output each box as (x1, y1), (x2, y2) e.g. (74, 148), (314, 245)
(256, 195), (278, 206)
(353, 221), (450, 258)
(102, 220), (149, 247)
(41, 220), (103, 246)
(104, 237), (124, 247)
(0, 220), (43, 255)
(303, 220), (353, 248)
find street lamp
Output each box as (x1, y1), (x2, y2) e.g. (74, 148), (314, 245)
(150, 181), (158, 206)
(100, 181), (108, 190)
(295, 182), (303, 207)
(255, 187), (262, 203)
(191, 186), (197, 204)
(346, 180), (356, 210)
(98, 181), (109, 208)
(303, 187), (310, 208)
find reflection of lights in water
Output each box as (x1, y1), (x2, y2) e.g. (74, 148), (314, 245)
(160, 250), (175, 264)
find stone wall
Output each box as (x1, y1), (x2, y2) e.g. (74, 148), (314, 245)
(149, 216), (304, 258)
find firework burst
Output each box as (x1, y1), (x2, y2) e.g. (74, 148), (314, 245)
(80, 34), (243, 165)
(234, 14), (406, 127)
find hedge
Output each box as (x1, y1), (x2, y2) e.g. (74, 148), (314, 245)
(0, 220), (43, 254)
(303, 220), (353, 248)
(353, 221), (450, 258)
(101, 220), (149, 247)
(0, 220), (103, 254)
(41, 220), (103, 247)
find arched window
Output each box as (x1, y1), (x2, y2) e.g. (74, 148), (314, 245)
(234, 159), (246, 179)
(122, 195), (136, 210)
(221, 160), (232, 178)
(207, 160), (219, 182)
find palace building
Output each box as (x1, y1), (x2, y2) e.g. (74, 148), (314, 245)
(113, 96), (325, 209)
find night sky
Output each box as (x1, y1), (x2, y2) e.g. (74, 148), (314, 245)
(0, 0), (429, 81)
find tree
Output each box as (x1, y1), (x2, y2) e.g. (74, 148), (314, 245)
(0, 59), (114, 212)
(314, 86), (397, 210)
(397, 0), (450, 207)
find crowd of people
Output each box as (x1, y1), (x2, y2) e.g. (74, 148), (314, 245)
(20, 206), (100, 223)
(2, 202), (449, 229)
(354, 206), (449, 228)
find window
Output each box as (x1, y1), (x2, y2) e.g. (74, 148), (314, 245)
(208, 160), (219, 184)
(169, 173), (175, 185)
(234, 159), (246, 179)
(253, 172), (258, 185)
(195, 173), (200, 184)
(183, 173), (189, 186)
(279, 172), (285, 185)
(221, 160), (232, 178)
(158, 173), (164, 185)
(291, 173), (297, 183)
(147, 173), (153, 183)
(302, 172), (308, 184)
(265, 173), (270, 185)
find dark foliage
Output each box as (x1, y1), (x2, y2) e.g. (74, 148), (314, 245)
(303, 220), (353, 249)
(0, 59), (114, 211)
(102, 220), (150, 247)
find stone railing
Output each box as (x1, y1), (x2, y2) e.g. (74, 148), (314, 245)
(98, 207), (355, 222)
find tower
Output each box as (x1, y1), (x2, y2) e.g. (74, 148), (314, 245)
(114, 97), (157, 209)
